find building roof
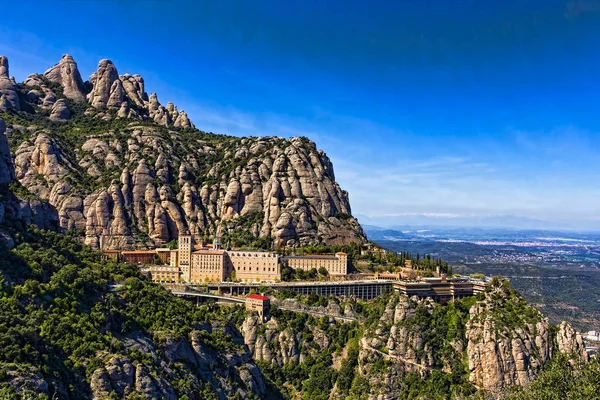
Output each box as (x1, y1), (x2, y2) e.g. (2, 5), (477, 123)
(285, 255), (339, 260)
(247, 294), (270, 301)
(192, 250), (225, 255)
(229, 250), (276, 254)
(155, 248), (171, 252)
(121, 250), (156, 255)
(148, 266), (179, 271)
(102, 250), (121, 253)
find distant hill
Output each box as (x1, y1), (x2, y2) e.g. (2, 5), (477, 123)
(357, 213), (600, 231)
(362, 226), (410, 241)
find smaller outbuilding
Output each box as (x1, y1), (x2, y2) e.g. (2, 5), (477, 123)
(246, 294), (271, 323)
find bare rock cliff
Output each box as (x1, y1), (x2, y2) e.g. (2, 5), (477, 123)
(0, 54), (365, 247)
(465, 287), (588, 394)
(10, 126), (364, 248)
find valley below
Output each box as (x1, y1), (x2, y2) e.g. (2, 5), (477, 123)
(367, 226), (600, 331)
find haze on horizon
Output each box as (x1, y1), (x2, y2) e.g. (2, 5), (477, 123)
(1, 0), (599, 230)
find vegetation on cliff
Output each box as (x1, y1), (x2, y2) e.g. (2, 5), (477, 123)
(0, 227), (263, 399)
(507, 354), (600, 400)
(0, 225), (594, 399)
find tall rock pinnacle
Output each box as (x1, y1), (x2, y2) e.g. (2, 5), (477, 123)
(120, 74), (146, 108)
(43, 54), (86, 102)
(87, 59), (119, 108)
(0, 56), (21, 111)
(0, 56), (8, 77)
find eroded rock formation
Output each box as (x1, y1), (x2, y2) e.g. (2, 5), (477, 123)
(0, 118), (59, 247)
(0, 56), (20, 111)
(43, 54), (87, 102)
(465, 289), (588, 394)
(9, 123), (363, 248)
(0, 54), (364, 248)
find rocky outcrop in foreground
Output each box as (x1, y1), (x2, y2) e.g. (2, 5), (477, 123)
(350, 288), (588, 398)
(465, 288), (588, 393)
(2, 322), (265, 400)
(88, 326), (265, 400)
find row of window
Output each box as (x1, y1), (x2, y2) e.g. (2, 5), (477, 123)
(239, 267), (277, 273)
(230, 253), (276, 258)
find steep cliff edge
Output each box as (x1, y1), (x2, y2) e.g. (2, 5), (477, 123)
(0, 117), (58, 248)
(239, 288), (589, 399)
(465, 282), (588, 393)
(0, 54), (365, 248)
(354, 285), (588, 398)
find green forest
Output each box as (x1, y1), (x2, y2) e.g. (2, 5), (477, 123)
(0, 226), (598, 399)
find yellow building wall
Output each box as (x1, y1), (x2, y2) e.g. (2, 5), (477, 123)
(227, 251), (280, 282)
(189, 252), (225, 283)
(286, 253), (347, 275)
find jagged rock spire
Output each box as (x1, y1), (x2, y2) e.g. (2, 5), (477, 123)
(0, 56), (20, 111)
(0, 56), (8, 77)
(88, 59), (119, 108)
(9, 53), (195, 128)
(43, 54), (86, 102)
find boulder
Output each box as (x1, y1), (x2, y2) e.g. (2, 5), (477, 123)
(49, 99), (71, 121)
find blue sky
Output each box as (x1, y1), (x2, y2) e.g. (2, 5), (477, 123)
(2, 0), (600, 229)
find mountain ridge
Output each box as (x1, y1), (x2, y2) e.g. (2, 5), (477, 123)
(0, 54), (365, 249)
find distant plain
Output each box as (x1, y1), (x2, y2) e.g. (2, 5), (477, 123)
(366, 226), (600, 331)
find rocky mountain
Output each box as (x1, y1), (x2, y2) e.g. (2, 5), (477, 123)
(0, 54), (365, 249)
(1, 53), (592, 400)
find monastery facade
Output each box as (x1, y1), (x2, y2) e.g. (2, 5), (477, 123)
(283, 252), (348, 276)
(169, 235), (281, 283)
(103, 235), (349, 283)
